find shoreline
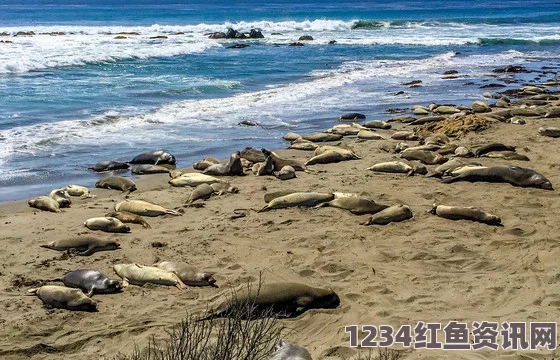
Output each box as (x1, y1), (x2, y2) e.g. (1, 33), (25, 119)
(2, 79), (560, 359)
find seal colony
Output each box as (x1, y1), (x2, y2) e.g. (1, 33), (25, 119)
(4, 77), (560, 359)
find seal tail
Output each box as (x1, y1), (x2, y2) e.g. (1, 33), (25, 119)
(140, 220), (152, 229)
(40, 244), (54, 250)
(48, 277), (64, 283)
(258, 205), (270, 213)
(164, 209), (183, 216)
(25, 288), (39, 296)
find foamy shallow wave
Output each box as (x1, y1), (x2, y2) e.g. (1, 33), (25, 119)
(2, 20), (560, 73)
(0, 49), (536, 164)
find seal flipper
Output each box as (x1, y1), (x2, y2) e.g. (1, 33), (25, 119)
(48, 277), (64, 283)
(121, 279), (130, 288)
(25, 288), (39, 296)
(86, 289), (94, 297)
(140, 219), (152, 229)
(164, 209), (183, 216)
(175, 278), (187, 291)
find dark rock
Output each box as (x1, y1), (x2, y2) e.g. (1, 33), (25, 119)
(271, 32), (283, 35)
(249, 29), (264, 38)
(114, 36), (128, 39)
(229, 43), (249, 49)
(208, 32), (226, 39)
(15, 31), (35, 36)
(493, 65), (529, 74)
(0, 32), (9, 36)
(480, 83), (506, 89)
(401, 80), (422, 86)
(0, 40), (13, 43)
(328, 40), (337, 44)
(149, 35), (168, 39)
(299, 35), (313, 41)
(226, 28), (246, 39)
(339, 112), (366, 121)
(118, 32), (140, 35)
(289, 42), (304, 46)
(443, 70), (459, 75)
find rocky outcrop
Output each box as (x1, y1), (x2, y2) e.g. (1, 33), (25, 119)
(208, 28), (264, 39)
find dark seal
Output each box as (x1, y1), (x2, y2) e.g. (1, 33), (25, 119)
(53, 269), (122, 296)
(442, 165), (553, 190)
(130, 150), (176, 165)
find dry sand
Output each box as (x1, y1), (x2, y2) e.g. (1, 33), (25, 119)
(1, 94), (560, 360)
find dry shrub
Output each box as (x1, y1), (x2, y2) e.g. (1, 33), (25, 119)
(351, 348), (405, 360)
(115, 281), (284, 360)
(414, 114), (494, 138)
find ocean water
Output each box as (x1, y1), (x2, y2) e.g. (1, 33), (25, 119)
(1, 0), (560, 201)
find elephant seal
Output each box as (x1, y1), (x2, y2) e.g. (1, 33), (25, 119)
(95, 176), (137, 193)
(193, 157), (219, 171)
(339, 112), (365, 121)
(130, 150), (176, 165)
(65, 185), (93, 198)
(105, 211), (151, 229)
(283, 132), (302, 142)
(327, 124), (360, 136)
(400, 149), (446, 165)
(365, 161), (426, 176)
(41, 237), (120, 256)
(474, 143), (516, 158)
(301, 132), (343, 143)
(261, 149), (306, 171)
(441, 165), (553, 190)
(314, 145), (358, 157)
(51, 269), (122, 296)
(202, 282), (340, 320)
(84, 217), (131, 233)
(315, 197), (389, 215)
(253, 156), (275, 176)
(289, 140), (319, 151)
(153, 261), (217, 287)
(270, 340), (313, 360)
(48, 188), (72, 208)
(364, 120), (391, 129)
(28, 196), (61, 213)
(260, 192), (334, 212)
(430, 204), (501, 226)
(89, 161), (129, 172)
(203, 151), (244, 176)
(363, 204), (413, 225)
(210, 182), (239, 195)
(169, 170), (184, 179)
(305, 151), (348, 166)
(131, 164), (171, 175)
(392, 131), (418, 141)
(357, 130), (385, 140)
(264, 190), (298, 203)
(240, 147), (266, 163)
(430, 158), (475, 178)
(26, 285), (97, 311)
(113, 263), (186, 290)
(454, 146), (474, 157)
(187, 183), (215, 203)
(539, 127), (560, 138)
(276, 166), (296, 180)
(481, 151), (529, 161)
(169, 173), (226, 187)
(437, 143), (459, 155)
(115, 200), (182, 216)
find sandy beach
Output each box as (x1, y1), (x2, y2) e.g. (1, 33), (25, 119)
(1, 85), (560, 360)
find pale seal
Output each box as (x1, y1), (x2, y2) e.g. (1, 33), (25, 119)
(240, 147), (266, 163)
(193, 157), (220, 171)
(105, 211), (151, 228)
(113, 263), (186, 290)
(89, 161), (129, 172)
(48, 188), (72, 208)
(84, 217), (131, 233)
(363, 204), (413, 225)
(305, 151), (348, 165)
(210, 182), (239, 195)
(115, 199), (182, 216)
(264, 190), (298, 203)
(441, 165), (553, 190)
(363, 120), (391, 130)
(131, 164), (171, 175)
(187, 183), (215, 203)
(95, 176), (137, 193)
(28, 196), (61, 213)
(481, 151), (529, 161)
(51, 269), (123, 296)
(202, 282), (340, 320)
(400, 149), (446, 165)
(314, 197), (389, 215)
(276, 165), (296, 180)
(130, 150), (176, 165)
(65, 185), (93, 198)
(26, 285), (97, 311)
(429, 204), (501, 226)
(153, 261), (217, 287)
(260, 192), (334, 212)
(283, 132), (302, 142)
(301, 132), (343, 142)
(40, 237), (120, 256)
(365, 161), (427, 176)
(391, 131), (419, 141)
(357, 130), (385, 140)
(253, 156), (275, 176)
(270, 340), (313, 360)
(169, 173), (226, 187)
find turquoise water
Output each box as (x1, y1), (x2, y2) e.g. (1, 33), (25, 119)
(1, 0), (560, 201)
